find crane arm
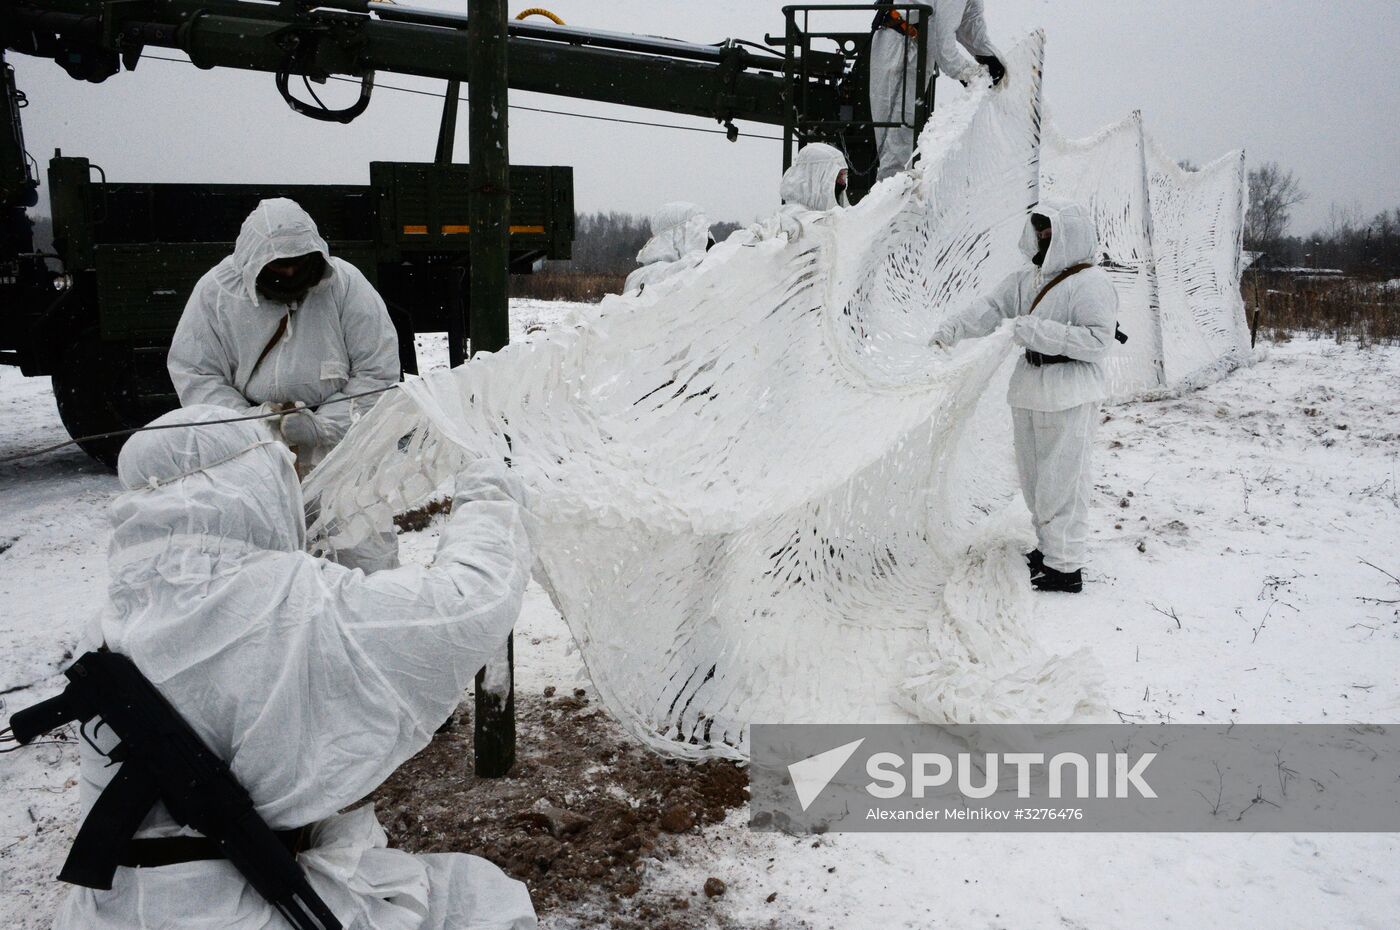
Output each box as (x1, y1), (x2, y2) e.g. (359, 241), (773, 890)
(1, 0), (846, 127)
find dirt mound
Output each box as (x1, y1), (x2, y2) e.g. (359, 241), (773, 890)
(371, 687), (748, 928)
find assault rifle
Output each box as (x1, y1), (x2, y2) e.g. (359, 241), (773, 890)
(8, 650), (340, 930)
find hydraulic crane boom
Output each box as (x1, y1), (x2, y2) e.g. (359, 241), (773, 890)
(1, 0), (846, 129)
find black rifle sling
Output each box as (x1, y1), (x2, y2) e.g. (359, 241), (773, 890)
(1025, 262), (1129, 346)
(250, 314), (290, 379)
(1027, 262), (1092, 315)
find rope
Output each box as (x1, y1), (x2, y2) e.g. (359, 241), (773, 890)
(137, 53), (784, 142)
(0, 385), (399, 466)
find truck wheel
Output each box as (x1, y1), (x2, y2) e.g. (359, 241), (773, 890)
(51, 329), (141, 468)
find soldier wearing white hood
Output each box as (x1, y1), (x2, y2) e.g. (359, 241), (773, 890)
(623, 201), (712, 295)
(869, 1), (1004, 181)
(168, 198), (399, 475)
(744, 144), (850, 244)
(55, 404), (538, 930)
(168, 198), (401, 571)
(931, 200), (1118, 592)
(779, 142), (851, 213)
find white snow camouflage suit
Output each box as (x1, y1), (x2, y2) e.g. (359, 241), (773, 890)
(869, 0), (1000, 180)
(167, 198), (400, 473)
(934, 200), (1118, 572)
(56, 405), (537, 930)
(623, 201), (711, 295)
(743, 143), (850, 244)
(778, 142), (851, 213)
(167, 197), (402, 571)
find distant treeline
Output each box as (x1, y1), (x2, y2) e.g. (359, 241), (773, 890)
(557, 211), (650, 276)
(1246, 163), (1399, 276)
(1254, 207), (1400, 277)
(512, 210), (742, 300)
(541, 210), (742, 276)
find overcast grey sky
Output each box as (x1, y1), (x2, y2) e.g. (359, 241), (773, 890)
(10, 0), (1399, 234)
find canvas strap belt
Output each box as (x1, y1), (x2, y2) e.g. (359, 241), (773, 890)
(1022, 262), (1093, 367)
(1024, 350), (1072, 366)
(120, 825), (313, 868)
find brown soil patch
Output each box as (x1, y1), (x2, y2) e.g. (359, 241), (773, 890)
(371, 687), (748, 928)
(393, 498), (452, 533)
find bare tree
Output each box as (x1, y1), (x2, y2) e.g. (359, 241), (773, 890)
(1323, 202), (1363, 241)
(1246, 162), (1307, 253)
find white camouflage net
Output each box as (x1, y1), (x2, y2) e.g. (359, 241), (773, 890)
(307, 33), (1246, 759)
(1146, 137), (1252, 389)
(1043, 114), (1250, 400)
(1042, 114), (1166, 399)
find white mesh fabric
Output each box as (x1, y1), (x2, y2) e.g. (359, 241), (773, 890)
(1041, 114), (1166, 400)
(304, 35), (1229, 759)
(1042, 114), (1252, 400)
(1146, 139), (1252, 388)
(305, 38), (1251, 759)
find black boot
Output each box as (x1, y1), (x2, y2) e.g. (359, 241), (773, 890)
(1032, 565), (1082, 593)
(1026, 549), (1045, 578)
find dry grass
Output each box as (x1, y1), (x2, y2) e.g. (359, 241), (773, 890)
(512, 271), (627, 303)
(1247, 275), (1400, 347)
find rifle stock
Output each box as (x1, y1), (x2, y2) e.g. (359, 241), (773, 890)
(57, 761), (161, 890)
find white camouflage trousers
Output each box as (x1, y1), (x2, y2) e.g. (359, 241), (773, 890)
(869, 27), (920, 181)
(1011, 401), (1098, 572)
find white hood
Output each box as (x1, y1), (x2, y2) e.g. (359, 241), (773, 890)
(1019, 198), (1099, 276)
(110, 406), (304, 595)
(114, 405), (303, 550)
(779, 143), (851, 212)
(636, 201), (710, 265)
(232, 198), (332, 305)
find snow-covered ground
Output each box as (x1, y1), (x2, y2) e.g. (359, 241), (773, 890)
(3, 319), (1399, 928)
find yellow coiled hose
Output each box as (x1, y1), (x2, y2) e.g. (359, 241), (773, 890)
(514, 8), (565, 24)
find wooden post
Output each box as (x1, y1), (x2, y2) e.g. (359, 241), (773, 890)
(439, 80), (466, 368)
(468, 0), (515, 778)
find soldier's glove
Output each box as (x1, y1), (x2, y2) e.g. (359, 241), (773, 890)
(975, 55), (1006, 86)
(278, 403), (325, 449)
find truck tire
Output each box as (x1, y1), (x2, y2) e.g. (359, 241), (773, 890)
(51, 328), (142, 468)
